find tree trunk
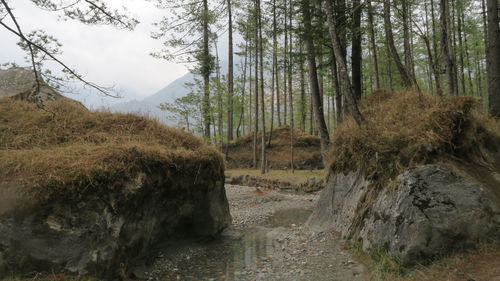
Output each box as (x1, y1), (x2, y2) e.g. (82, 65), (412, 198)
(430, 0), (443, 96)
(237, 29), (250, 138)
(462, 9), (474, 96)
(367, 0), (380, 89)
(300, 43), (306, 131)
(303, 0), (331, 164)
(253, 0), (259, 168)
(215, 41), (223, 145)
(325, 0), (364, 126)
(487, 0), (500, 117)
(383, 0), (417, 89)
(402, 0), (414, 76)
(289, 0), (294, 172)
(273, 0), (281, 127)
(283, 0), (288, 126)
(202, 0), (211, 140)
(456, 3), (466, 95)
(257, 0), (266, 173)
(227, 0), (234, 141)
(352, 0), (362, 101)
(440, 0), (458, 96)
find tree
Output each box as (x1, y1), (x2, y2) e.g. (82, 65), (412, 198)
(0, 0), (137, 102)
(227, 0), (234, 142)
(159, 93), (200, 131)
(302, 0), (330, 163)
(440, 0), (458, 96)
(151, 0), (216, 140)
(325, 0), (364, 126)
(487, 0), (500, 117)
(383, 0), (418, 90)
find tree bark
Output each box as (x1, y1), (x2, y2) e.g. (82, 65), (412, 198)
(487, 0), (500, 117)
(257, 0), (266, 173)
(303, 0), (331, 164)
(202, 0), (211, 140)
(440, 0), (458, 96)
(383, 0), (417, 90)
(274, 0), (281, 127)
(430, 0), (443, 96)
(352, 0), (362, 101)
(227, 0), (234, 141)
(367, 0), (380, 89)
(325, 0), (364, 126)
(253, 0), (259, 168)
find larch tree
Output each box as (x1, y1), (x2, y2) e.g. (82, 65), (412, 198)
(487, 0), (500, 117)
(151, 0), (216, 140)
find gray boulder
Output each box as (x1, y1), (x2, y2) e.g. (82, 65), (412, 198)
(307, 164), (500, 265)
(0, 168), (231, 278)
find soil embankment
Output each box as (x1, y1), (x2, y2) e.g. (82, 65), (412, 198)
(0, 99), (231, 278)
(225, 126), (323, 170)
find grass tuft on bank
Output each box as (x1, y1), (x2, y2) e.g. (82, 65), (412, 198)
(0, 98), (223, 201)
(328, 90), (500, 188)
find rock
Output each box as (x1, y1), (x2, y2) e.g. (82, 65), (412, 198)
(0, 168), (231, 278)
(0, 67), (83, 107)
(308, 164), (500, 265)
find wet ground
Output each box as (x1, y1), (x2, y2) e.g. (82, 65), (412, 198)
(145, 185), (366, 281)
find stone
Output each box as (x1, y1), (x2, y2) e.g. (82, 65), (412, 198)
(307, 164), (500, 265)
(0, 169), (231, 278)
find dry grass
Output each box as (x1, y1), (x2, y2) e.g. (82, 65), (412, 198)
(226, 169), (325, 185)
(354, 241), (500, 281)
(0, 98), (223, 201)
(329, 90), (500, 188)
(226, 126), (323, 170)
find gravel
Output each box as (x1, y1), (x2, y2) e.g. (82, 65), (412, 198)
(145, 185), (366, 281)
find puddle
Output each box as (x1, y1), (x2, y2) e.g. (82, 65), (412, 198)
(150, 207), (312, 280)
(267, 207), (312, 227)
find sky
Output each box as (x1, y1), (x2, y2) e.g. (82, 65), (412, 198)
(0, 0), (192, 107)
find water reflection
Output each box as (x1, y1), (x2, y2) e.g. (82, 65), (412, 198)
(154, 208), (312, 281)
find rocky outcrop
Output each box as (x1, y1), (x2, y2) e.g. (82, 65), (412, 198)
(0, 166), (231, 278)
(0, 67), (83, 106)
(307, 164), (500, 265)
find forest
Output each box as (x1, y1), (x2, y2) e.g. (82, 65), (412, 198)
(156, 0), (500, 174)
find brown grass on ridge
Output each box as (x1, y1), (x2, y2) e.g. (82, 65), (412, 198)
(0, 98), (223, 201)
(226, 126), (323, 170)
(328, 90), (500, 188)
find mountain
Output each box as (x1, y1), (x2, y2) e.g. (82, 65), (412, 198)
(111, 58), (233, 124)
(111, 72), (195, 124)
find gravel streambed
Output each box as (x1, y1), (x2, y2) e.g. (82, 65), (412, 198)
(145, 185), (365, 281)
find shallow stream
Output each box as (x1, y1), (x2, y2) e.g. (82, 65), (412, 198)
(147, 208), (313, 280)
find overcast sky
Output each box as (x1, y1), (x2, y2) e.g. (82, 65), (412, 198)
(0, 0), (194, 107)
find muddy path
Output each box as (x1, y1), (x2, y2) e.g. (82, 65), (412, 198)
(144, 185), (366, 281)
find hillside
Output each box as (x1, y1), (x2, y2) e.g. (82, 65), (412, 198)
(0, 67), (83, 107)
(226, 126), (323, 170)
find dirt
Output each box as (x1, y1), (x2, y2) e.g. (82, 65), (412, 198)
(144, 185), (366, 281)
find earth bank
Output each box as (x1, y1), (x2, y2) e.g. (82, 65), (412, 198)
(0, 99), (231, 278)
